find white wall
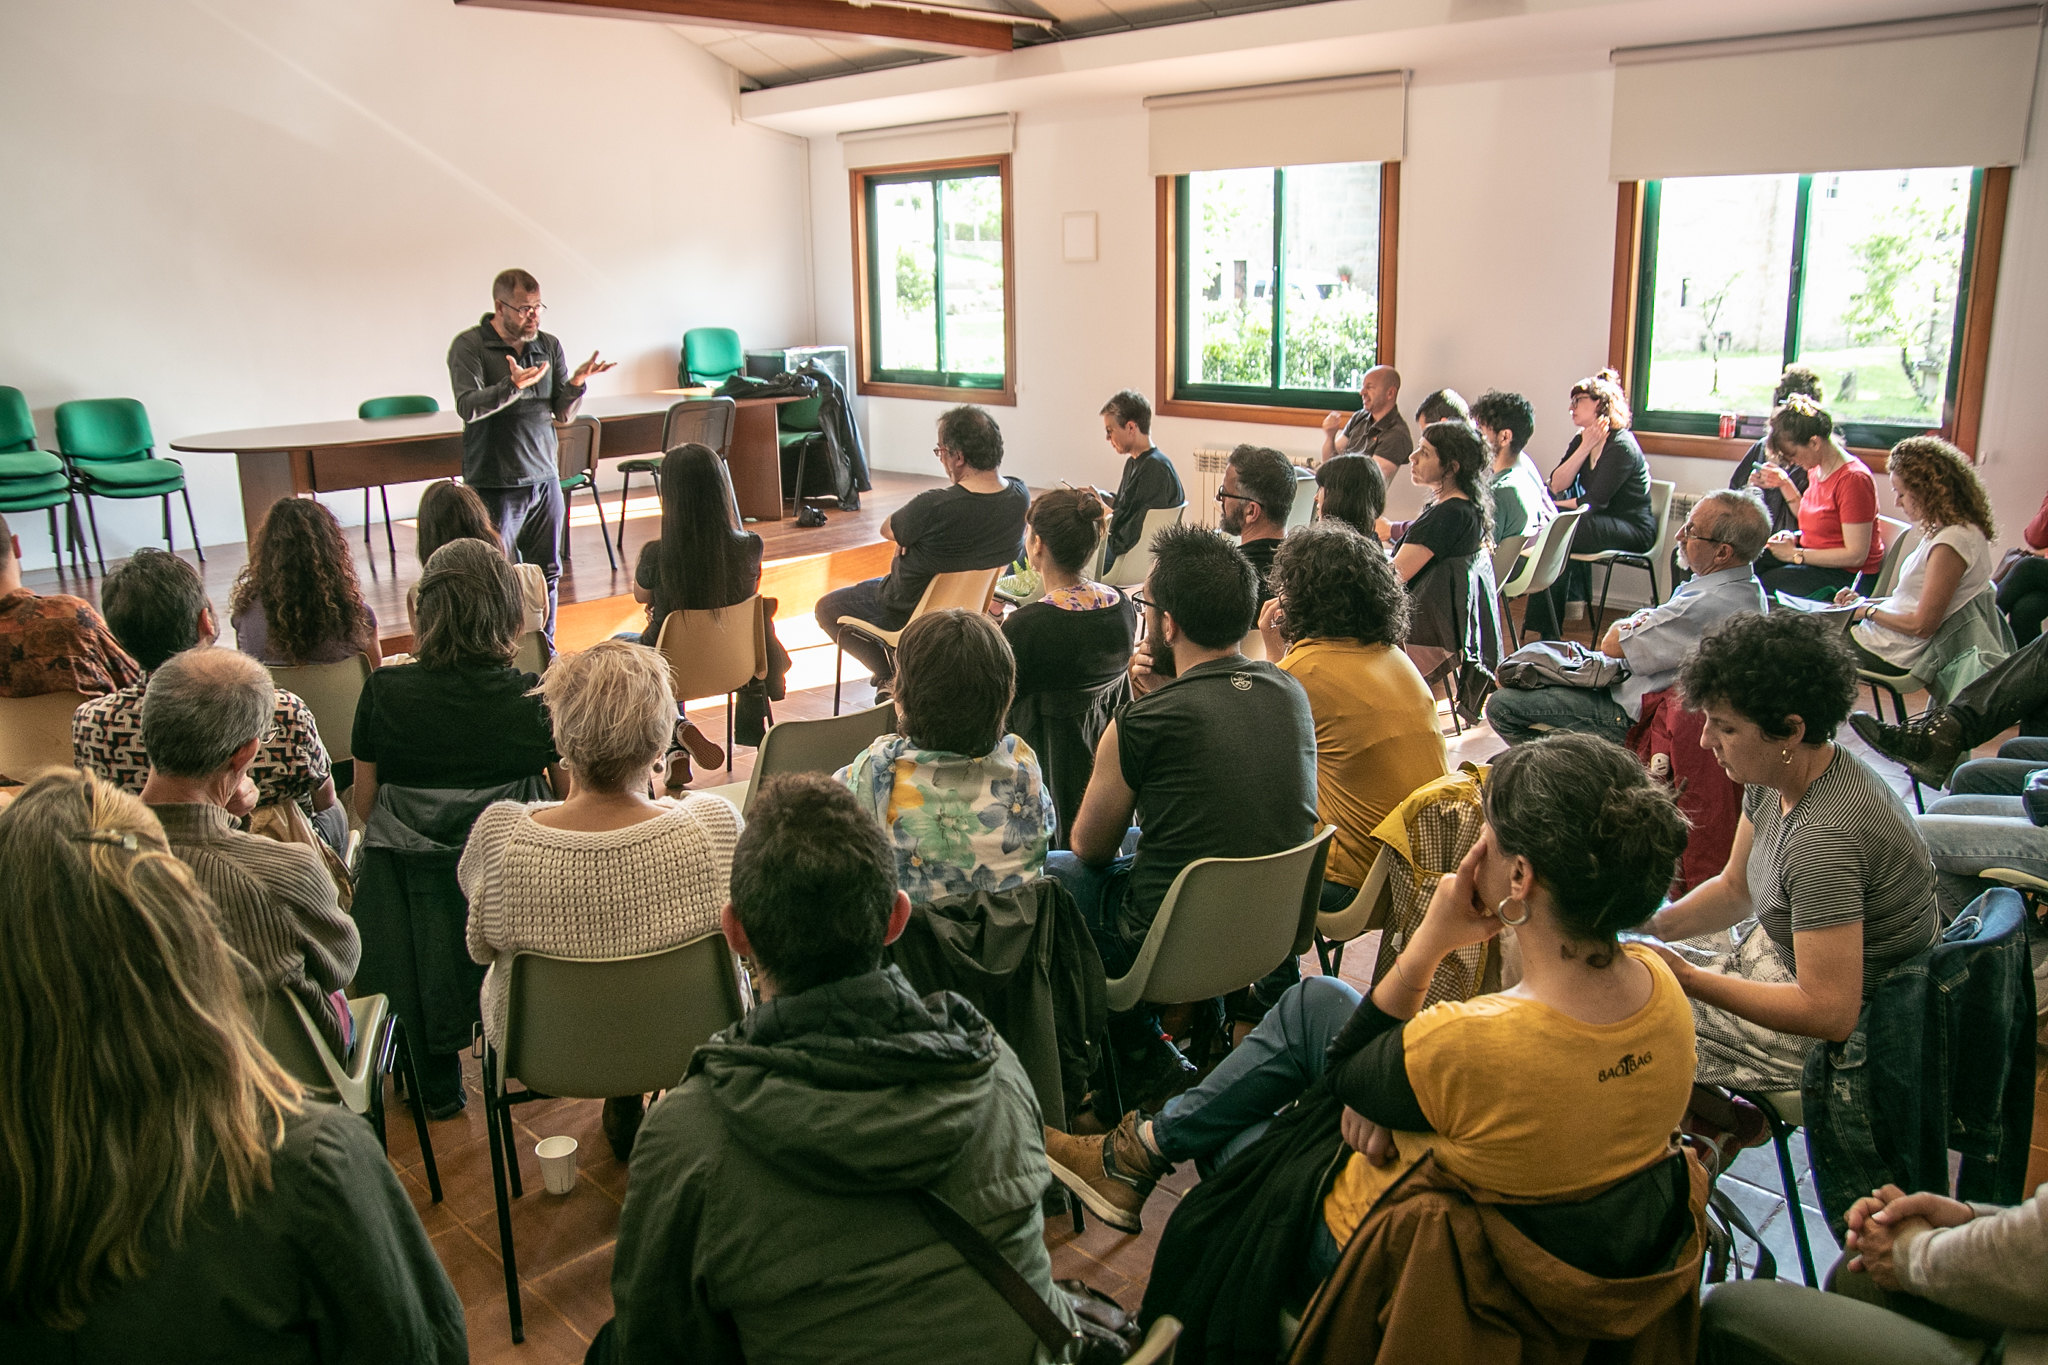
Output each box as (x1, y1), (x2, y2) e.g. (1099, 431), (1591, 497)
(0, 0), (813, 571)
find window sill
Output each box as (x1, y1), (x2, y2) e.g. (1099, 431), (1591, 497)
(1156, 397), (1334, 427)
(1635, 430), (1892, 471)
(856, 378), (1016, 407)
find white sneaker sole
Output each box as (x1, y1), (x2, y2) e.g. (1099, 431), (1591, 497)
(1045, 1154), (1145, 1234)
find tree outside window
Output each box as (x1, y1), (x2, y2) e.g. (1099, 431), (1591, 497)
(858, 160), (1012, 399)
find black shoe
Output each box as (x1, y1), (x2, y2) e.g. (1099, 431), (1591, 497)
(1849, 709), (1965, 789)
(602, 1094), (646, 1163)
(1125, 1031), (1198, 1114)
(426, 1091), (468, 1122)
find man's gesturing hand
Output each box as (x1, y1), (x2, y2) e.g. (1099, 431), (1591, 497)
(569, 351), (615, 387)
(506, 355), (548, 391)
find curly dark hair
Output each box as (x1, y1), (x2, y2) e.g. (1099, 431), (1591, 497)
(228, 498), (375, 666)
(1420, 420), (1494, 542)
(1270, 522), (1408, 648)
(1680, 610), (1855, 743)
(1469, 390), (1535, 455)
(1888, 436), (1994, 541)
(1315, 455), (1385, 536)
(1486, 734), (1690, 957)
(937, 406), (1004, 471)
(1773, 364), (1824, 407)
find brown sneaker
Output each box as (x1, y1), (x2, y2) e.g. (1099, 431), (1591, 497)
(1043, 1111), (1172, 1234)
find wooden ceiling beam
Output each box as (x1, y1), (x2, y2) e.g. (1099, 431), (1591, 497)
(453, 0), (1018, 56)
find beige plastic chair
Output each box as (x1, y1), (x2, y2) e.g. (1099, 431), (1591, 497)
(1102, 503), (1187, 588)
(1571, 478), (1675, 634)
(697, 701), (896, 810)
(1868, 515), (1919, 599)
(1312, 843), (1394, 977)
(483, 933), (746, 1342)
(512, 630), (549, 677)
(653, 595), (769, 775)
(268, 655), (372, 765)
(0, 689), (88, 785)
(1498, 506), (1586, 644)
(833, 566), (1001, 713)
(1489, 533), (1528, 587)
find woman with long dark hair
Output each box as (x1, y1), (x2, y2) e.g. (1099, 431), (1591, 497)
(229, 497), (380, 667)
(1313, 455), (1386, 542)
(408, 480), (548, 636)
(1385, 420), (1492, 587)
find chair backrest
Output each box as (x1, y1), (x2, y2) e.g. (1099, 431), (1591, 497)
(1103, 504), (1187, 589)
(909, 566), (1003, 620)
(1500, 506), (1586, 598)
(0, 690), (89, 785)
(1316, 843), (1395, 946)
(1870, 515), (1919, 599)
(554, 414), (601, 482)
(251, 986), (344, 1097)
(357, 394), (440, 421)
(500, 933), (746, 1099)
(740, 702), (897, 809)
(1489, 533), (1529, 586)
(683, 328), (745, 386)
(662, 397), (739, 459)
(512, 630), (549, 676)
(0, 386), (36, 453)
(778, 393), (825, 431)
(267, 655), (372, 764)
(1643, 480), (1678, 598)
(1283, 465), (1317, 532)
(54, 398), (153, 462)
(1108, 828), (1336, 1011)
(654, 595), (767, 702)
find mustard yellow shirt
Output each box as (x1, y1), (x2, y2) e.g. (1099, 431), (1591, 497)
(1323, 944), (1697, 1244)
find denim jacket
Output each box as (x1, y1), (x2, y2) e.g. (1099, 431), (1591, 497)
(1803, 889), (2037, 1234)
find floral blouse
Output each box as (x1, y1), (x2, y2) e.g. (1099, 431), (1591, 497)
(837, 732), (1057, 903)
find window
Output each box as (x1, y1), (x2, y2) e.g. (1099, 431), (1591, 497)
(1631, 167), (1985, 448)
(853, 158), (1013, 403)
(1160, 162), (1397, 421)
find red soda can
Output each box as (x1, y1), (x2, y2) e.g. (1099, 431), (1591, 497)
(1718, 413), (1737, 439)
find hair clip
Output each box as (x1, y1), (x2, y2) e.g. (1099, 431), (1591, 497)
(72, 830), (140, 852)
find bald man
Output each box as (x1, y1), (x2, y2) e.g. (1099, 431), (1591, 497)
(1321, 365), (1410, 480)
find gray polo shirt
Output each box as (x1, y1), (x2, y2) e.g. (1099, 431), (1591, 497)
(446, 316), (585, 488)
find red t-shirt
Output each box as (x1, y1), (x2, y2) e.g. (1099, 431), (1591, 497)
(1799, 456), (1884, 575)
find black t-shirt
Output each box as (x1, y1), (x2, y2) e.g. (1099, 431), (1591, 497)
(635, 533), (765, 646)
(351, 662), (558, 789)
(1238, 536), (1282, 605)
(1399, 497), (1485, 562)
(1002, 592), (1138, 697)
(1114, 656), (1318, 943)
(883, 477), (1030, 616)
(1554, 430), (1655, 548)
(1106, 448), (1185, 569)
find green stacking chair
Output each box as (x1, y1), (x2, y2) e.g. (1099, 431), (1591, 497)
(679, 327), (743, 387)
(357, 395), (440, 561)
(777, 391), (826, 504)
(0, 387), (85, 569)
(54, 397), (202, 573)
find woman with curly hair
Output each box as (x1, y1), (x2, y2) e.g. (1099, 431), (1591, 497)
(1646, 611), (1939, 1091)
(1751, 397), (1885, 600)
(1384, 420), (1492, 587)
(1312, 454), (1386, 542)
(230, 497), (381, 667)
(1833, 436), (1996, 672)
(0, 770), (462, 1358)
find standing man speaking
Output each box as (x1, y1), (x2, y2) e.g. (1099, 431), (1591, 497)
(447, 268), (613, 641)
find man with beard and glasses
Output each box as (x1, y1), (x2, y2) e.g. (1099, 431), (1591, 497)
(1218, 444), (1297, 608)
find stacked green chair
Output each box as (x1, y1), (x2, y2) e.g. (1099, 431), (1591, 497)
(54, 397), (202, 573)
(679, 327), (743, 387)
(357, 394), (440, 561)
(0, 387), (84, 570)
(778, 391), (827, 506)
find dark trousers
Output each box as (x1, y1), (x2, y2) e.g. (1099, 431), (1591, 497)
(1758, 561), (1861, 601)
(816, 576), (908, 681)
(473, 481), (563, 643)
(1949, 630), (2048, 744)
(1997, 554), (2048, 644)
(1524, 511), (1654, 638)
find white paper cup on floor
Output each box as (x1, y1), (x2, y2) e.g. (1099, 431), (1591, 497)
(535, 1136), (579, 1194)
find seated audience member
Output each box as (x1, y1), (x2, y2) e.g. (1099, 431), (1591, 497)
(1321, 365), (1410, 480)
(1000, 488), (1136, 698)
(815, 405), (1027, 689)
(408, 480), (548, 636)
(599, 773), (1074, 1364)
(0, 770), (463, 1360)
(73, 546), (346, 852)
(1853, 632), (2048, 790)
(1698, 1182), (2048, 1365)
(1383, 420), (1490, 587)
(1485, 489), (1770, 746)
(462, 639), (740, 1160)
(230, 497), (382, 667)
(1047, 524), (1316, 1093)
(1527, 370), (1655, 637)
(1835, 437), (1996, 673)
(351, 539), (564, 1118)
(1219, 443), (1296, 601)
(1470, 388), (1555, 543)
(1312, 454), (1386, 542)
(632, 444), (767, 784)
(1048, 733), (1695, 1292)
(840, 609), (1054, 903)
(1729, 365), (1823, 536)
(1646, 612), (1939, 1091)
(1751, 396), (1884, 601)
(1997, 489), (2048, 643)
(139, 648), (360, 1054)
(1256, 522), (1446, 933)
(1096, 388), (1185, 577)
(1413, 387), (1470, 427)
(0, 511), (139, 698)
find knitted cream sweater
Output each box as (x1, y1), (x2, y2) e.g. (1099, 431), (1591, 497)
(459, 793), (742, 1051)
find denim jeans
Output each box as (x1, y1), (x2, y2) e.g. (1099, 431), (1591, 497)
(1917, 793), (2048, 919)
(1948, 737), (2048, 797)
(1483, 684), (1632, 746)
(814, 577), (906, 681)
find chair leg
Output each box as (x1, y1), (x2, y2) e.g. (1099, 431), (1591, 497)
(1769, 1123), (1819, 1286)
(1590, 562), (1616, 638)
(391, 1021), (442, 1202)
(615, 471), (635, 555)
(833, 642), (844, 716)
(45, 507), (61, 561)
(726, 693), (735, 773)
(380, 486), (396, 563)
(180, 487), (204, 563)
(64, 496), (86, 574)
(82, 494), (106, 575)
(482, 1078), (525, 1344)
(162, 494), (174, 551)
(588, 485), (618, 570)
(364, 487), (374, 545)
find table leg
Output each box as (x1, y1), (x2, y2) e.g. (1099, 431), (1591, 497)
(728, 403), (785, 523)
(237, 448), (301, 538)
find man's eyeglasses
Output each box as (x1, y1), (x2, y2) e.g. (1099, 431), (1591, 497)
(1215, 489), (1259, 506)
(498, 300), (546, 318)
(1677, 521), (1729, 546)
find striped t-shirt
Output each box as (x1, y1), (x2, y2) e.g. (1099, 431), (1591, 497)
(1743, 748), (1939, 992)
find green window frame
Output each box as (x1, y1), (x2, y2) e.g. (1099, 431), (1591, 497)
(856, 159), (1012, 400)
(1631, 169), (1987, 450)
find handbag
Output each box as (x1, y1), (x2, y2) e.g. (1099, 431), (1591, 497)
(910, 1188), (1139, 1363)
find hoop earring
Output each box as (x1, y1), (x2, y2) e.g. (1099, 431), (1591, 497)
(1781, 748), (1794, 766)
(1496, 896), (1531, 927)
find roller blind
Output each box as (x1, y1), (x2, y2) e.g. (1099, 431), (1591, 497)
(839, 114), (1014, 171)
(1610, 7), (2043, 180)
(1145, 71), (1405, 176)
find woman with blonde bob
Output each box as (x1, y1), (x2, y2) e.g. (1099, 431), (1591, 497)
(460, 638), (742, 1161)
(0, 771), (463, 1358)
